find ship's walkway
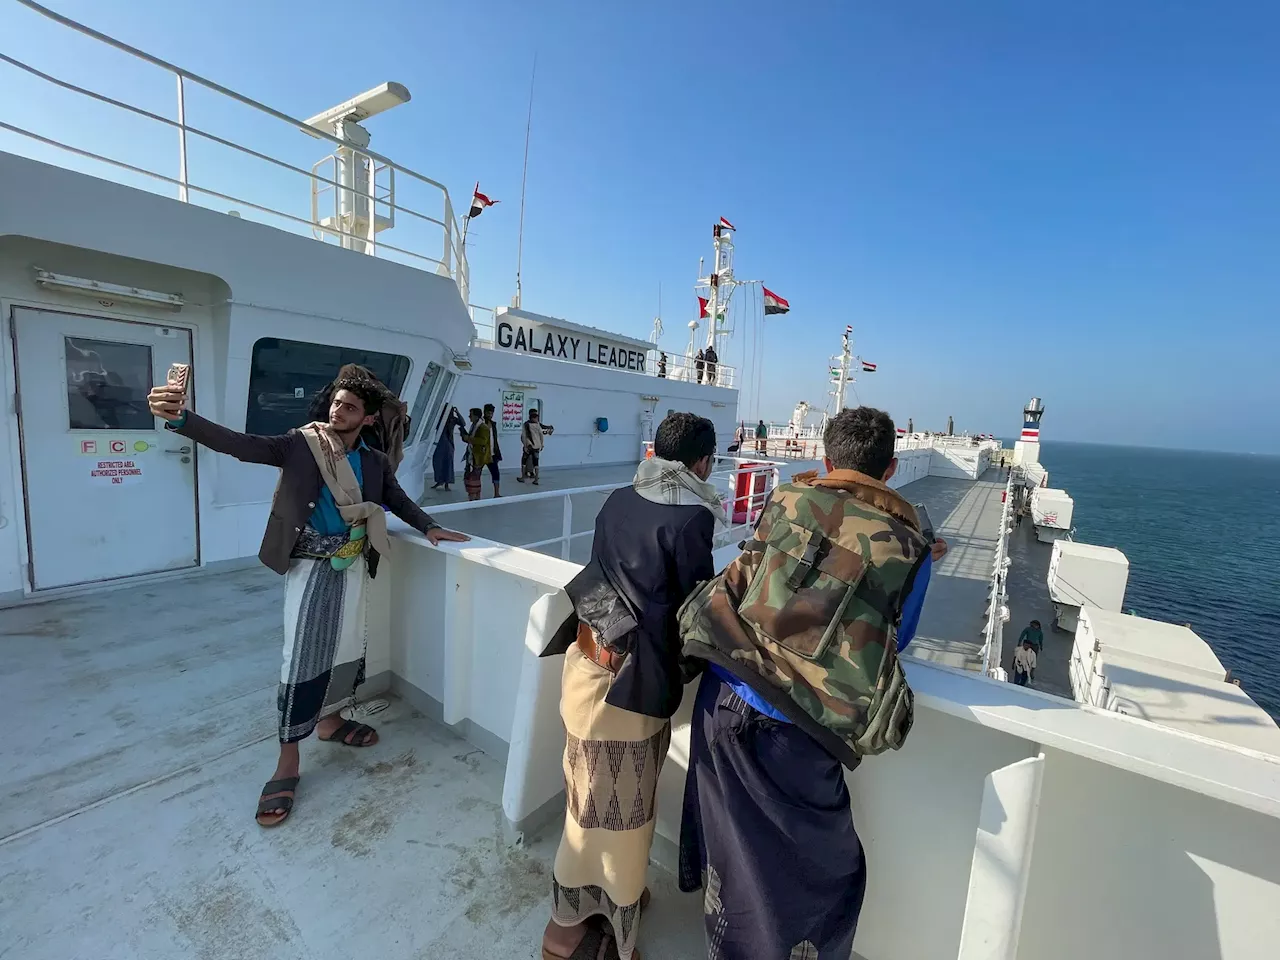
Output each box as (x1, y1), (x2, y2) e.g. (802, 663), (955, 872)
(898, 469), (1007, 671)
(0, 567), (707, 959)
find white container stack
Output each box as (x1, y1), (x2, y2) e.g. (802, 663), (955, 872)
(1047, 540), (1129, 631)
(1070, 607), (1280, 756)
(1030, 487), (1074, 542)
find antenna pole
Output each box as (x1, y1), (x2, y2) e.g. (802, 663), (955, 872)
(461, 180), (476, 250)
(514, 55), (537, 308)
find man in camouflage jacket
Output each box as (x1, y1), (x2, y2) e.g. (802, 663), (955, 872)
(677, 406), (947, 960)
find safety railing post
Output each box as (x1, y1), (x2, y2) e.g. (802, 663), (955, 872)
(560, 495), (573, 561)
(175, 74), (188, 202)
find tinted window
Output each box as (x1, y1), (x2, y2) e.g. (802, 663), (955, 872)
(405, 362), (442, 446)
(246, 338), (410, 435)
(65, 337), (154, 430)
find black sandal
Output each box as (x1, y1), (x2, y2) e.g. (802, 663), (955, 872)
(542, 921), (615, 960)
(318, 718), (378, 747)
(256, 776), (299, 828)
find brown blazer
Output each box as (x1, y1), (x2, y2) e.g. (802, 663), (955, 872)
(174, 412), (440, 576)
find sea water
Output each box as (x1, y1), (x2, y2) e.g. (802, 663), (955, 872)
(1030, 441), (1280, 720)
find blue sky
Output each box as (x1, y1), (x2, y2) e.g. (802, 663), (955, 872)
(4, 0), (1278, 452)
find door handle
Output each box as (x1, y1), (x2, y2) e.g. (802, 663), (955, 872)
(164, 446), (192, 455)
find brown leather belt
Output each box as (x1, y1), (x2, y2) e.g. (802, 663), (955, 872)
(576, 622), (627, 674)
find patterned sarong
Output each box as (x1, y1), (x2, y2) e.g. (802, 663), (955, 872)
(277, 528), (368, 742)
(550, 643), (670, 960)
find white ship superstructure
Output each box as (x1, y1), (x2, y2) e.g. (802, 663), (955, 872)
(1, 6), (1279, 960)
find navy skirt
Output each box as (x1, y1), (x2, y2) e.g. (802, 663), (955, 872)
(678, 673), (867, 959)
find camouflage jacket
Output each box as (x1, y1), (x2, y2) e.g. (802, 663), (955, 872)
(678, 470), (930, 768)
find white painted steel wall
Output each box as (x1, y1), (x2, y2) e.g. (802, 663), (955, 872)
(0, 152), (474, 597)
(377, 528), (1280, 960)
(458, 346), (739, 469)
(929, 444), (992, 480)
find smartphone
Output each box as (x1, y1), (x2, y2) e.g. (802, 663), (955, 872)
(166, 362), (190, 393)
(914, 503), (935, 545)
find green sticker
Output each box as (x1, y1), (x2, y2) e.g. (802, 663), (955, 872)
(134, 441), (151, 452)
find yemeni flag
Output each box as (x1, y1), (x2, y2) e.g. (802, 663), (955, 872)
(862, 360), (877, 372)
(469, 186), (497, 218)
(762, 287), (790, 315)
(719, 216), (736, 231)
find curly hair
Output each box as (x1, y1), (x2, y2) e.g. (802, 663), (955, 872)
(330, 376), (385, 416)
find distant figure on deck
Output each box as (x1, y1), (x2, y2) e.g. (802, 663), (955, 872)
(704, 344), (718, 384)
(1018, 619), (1044, 653)
(483, 403), (503, 498)
(657, 351), (667, 379)
(677, 406), (948, 960)
(431, 405), (467, 492)
(1013, 638), (1038, 686)
(754, 418), (768, 453)
(695, 348), (706, 384)
(463, 407), (489, 501)
(517, 408), (554, 485)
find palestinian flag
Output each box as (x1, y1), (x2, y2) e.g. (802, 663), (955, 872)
(762, 287), (790, 315)
(862, 360), (877, 372)
(469, 187), (497, 218)
(697, 297), (726, 323)
(720, 216), (736, 231)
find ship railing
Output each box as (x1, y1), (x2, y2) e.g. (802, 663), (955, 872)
(979, 471), (1016, 679)
(1, 0), (470, 303)
(424, 458), (785, 561)
(467, 312), (737, 387)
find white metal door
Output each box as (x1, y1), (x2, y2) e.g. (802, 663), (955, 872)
(12, 307), (199, 590)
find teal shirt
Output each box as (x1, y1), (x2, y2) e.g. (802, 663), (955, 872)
(1019, 626), (1044, 650)
(168, 411), (363, 535)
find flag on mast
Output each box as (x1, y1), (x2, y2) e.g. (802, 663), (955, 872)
(762, 287), (790, 315)
(469, 186), (498, 218)
(719, 216), (736, 231)
(697, 297), (725, 322)
(862, 360), (877, 372)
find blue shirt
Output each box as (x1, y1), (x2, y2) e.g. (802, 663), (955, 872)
(711, 552), (934, 723)
(168, 412), (364, 536)
(309, 441), (366, 535)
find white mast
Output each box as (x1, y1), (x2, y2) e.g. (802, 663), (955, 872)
(830, 325), (855, 414)
(694, 220), (742, 385)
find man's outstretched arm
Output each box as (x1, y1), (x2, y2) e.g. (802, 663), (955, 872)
(148, 385), (290, 467)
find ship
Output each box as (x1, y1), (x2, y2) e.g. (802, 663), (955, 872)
(2, 4), (1279, 959)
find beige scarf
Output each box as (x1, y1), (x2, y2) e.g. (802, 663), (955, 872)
(300, 422), (393, 562)
(633, 456), (728, 528)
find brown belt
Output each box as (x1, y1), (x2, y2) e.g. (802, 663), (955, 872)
(576, 622), (627, 674)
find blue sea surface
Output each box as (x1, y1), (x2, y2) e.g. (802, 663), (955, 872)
(1020, 441), (1280, 720)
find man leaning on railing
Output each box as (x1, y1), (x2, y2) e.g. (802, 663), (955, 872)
(676, 406), (947, 959)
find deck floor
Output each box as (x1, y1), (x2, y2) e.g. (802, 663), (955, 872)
(0, 566), (705, 960)
(898, 470), (1008, 671)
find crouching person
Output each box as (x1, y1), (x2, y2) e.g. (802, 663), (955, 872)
(676, 406), (947, 959)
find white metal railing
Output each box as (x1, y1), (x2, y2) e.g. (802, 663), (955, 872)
(428, 458), (782, 560)
(467, 311), (737, 386)
(1, 0), (469, 303)
(980, 471), (1016, 678)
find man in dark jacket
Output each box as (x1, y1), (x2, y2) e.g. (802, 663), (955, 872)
(147, 375), (468, 829)
(539, 412), (721, 960)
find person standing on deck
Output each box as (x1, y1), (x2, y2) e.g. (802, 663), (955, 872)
(1013, 638), (1037, 686)
(146, 375), (469, 829)
(677, 406), (948, 960)
(538, 413), (723, 960)
(463, 407), (489, 501)
(657, 351), (667, 379)
(754, 418), (768, 453)
(1017, 619), (1044, 653)
(695, 348), (706, 384)
(431, 405), (467, 492)
(704, 344), (718, 384)
(483, 402), (503, 498)
(516, 407), (554, 485)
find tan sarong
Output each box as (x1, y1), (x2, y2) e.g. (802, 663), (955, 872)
(551, 643), (670, 960)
